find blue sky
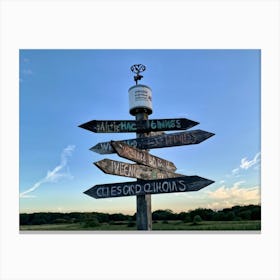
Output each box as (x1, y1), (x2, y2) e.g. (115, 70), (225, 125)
(19, 49), (261, 214)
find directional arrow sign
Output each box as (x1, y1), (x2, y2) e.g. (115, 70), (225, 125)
(94, 159), (182, 180)
(111, 141), (177, 172)
(79, 118), (199, 133)
(90, 129), (215, 154)
(84, 176), (215, 199)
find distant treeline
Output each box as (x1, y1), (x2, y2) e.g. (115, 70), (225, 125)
(20, 204), (260, 225)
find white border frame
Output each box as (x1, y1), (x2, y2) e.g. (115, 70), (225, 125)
(1, 1), (279, 279)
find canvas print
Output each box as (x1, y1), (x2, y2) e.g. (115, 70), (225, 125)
(19, 49), (261, 231)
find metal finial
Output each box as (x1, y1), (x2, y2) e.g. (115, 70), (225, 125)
(130, 64), (146, 85)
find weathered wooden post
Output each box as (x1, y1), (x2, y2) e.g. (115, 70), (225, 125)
(129, 64), (152, 230)
(135, 112), (152, 230)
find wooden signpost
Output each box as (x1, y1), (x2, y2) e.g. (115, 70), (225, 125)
(94, 158), (182, 180)
(84, 176), (214, 199)
(111, 140), (177, 172)
(79, 118), (198, 133)
(79, 64), (215, 231)
(91, 129), (215, 154)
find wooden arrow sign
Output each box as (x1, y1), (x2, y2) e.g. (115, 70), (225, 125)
(84, 176), (215, 199)
(111, 141), (177, 172)
(90, 129), (215, 154)
(79, 118), (199, 133)
(94, 159), (182, 180)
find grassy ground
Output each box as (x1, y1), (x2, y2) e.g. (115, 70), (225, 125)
(20, 220), (261, 231)
(152, 220), (261, 231)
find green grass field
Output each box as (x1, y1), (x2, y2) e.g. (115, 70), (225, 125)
(20, 220), (261, 231)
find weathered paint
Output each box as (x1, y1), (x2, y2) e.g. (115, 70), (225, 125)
(111, 141), (177, 172)
(90, 129), (215, 154)
(84, 176), (215, 199)
(94, 159), (182, 180)
(78, 118), (199, 133)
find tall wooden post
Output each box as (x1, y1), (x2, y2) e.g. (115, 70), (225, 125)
(129, 64), (153, 230)
(136, 111), (152, 230)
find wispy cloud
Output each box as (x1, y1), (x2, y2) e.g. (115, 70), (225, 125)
(20, 145), (75, 198)
(231, 168), (239, 175)
(240, 152), (261, 170)
(20, 57), (33, 82)
(231, 152), (261, 176)
(22, 69), (33, 75)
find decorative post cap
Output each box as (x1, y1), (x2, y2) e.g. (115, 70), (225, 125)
(130, 64), (146, 85)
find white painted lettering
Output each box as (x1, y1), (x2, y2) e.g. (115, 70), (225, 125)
(178, 180), (187, 191)
(162, 181), (169, 192)
(117, 186), (122, 195)
(123, 185), (129, 195)
(171, 181), (178, 192)
(144, 183), (152, 193)
(97, 187), (103, 197)
(135, 184), (142, 194)
(111, 186), (117, 196)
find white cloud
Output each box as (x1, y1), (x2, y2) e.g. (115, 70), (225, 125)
(206, 201), (233, 210)
(233, 180), (245, 188)
(19, 194), (36, 198)
(20, 145), (75, 198)
(231, 168), (239, 175)
(20, 69), (33, 83)
(22, 69), (33, 75)
(230, 152), (261, 176)
(20, 58), (32, 82)
(240, 152), (261, 170)
(206, 182), (260, 209)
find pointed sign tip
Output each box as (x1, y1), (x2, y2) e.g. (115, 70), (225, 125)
(204, 179), (215, 186)
(94, 160), (103, 169)
(78, 121), (97, 132)
(90, 144), (99, 152)
(202, 130), (215, 138)
(78, 122), (90, 128)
